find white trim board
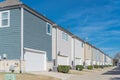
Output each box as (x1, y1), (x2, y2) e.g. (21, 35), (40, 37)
(24, 48), (47, 54)
(21, 7), (24, 60)
(46, 22), (52, 36)
(0, 10), (10, 28)
(24, 49), (47, 71)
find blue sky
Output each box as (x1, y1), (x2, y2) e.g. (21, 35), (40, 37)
(21, 0), (120, 58)
(1, 0), (120, 58)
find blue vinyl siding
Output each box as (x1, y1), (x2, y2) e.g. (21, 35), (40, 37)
(0, 9), (21, 59)
(23, 9), (52, 61)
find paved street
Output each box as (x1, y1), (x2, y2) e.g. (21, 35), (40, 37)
(67, 67), (120, 80)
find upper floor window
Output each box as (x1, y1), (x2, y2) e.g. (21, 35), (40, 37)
(0, 11), (10, 27)
(46, 23), (52, 35)
(81, 42), (84, 48)
(62, 32), (68, 41)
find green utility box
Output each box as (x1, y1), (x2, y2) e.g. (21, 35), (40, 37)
(5, 74), (16, 80)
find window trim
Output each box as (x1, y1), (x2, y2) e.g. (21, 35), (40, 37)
(0, 10), (10, 28)
(62, 32), (68, 41)
(81, 42), (84, 48)
(46, 23), (52, 35)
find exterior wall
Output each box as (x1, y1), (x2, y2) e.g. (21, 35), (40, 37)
(117, 59), (120, 67)
(47, 61), (53, 71)
(0, 60), (25, 72)
(52, 27), (72, 66)
(102, 54), (105, 65)
(96, 50), (100, 65)
(23, 9), (52, 61)
(107, 57), (112, 65)
(99, 52), (103, 65)
(57, 29), (72, 57)
(71, 38), (74, 66)
(106, 56), (109, 65)
(106, 56), (110, 65)
(84, 43), (92, 66)
(91, 47), (97, 65)
(52, 27), (57, 61)
(107, 56), (109, 65)
(74, 38), (84, 65)
(0, 8), (21, 59)
(105, 55), (107, 65)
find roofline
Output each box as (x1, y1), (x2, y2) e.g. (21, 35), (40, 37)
(73, 36), (85, 42)
(0, 3), (84, 41)
(0, 3), (112, 59)
(21, 4), (55, 25)
(85, 42), (93, 47)
(55, 25), (74, 36)
(22, 4), (77, 37)
(0, 4), (21, 10)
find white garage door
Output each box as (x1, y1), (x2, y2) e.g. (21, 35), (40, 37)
(85, 59), (91, 66)
(97, 61), (100, 65)
(57, 56), (69, 65)
(24, 48), (47, 72)
(75, 58), (82, 65)
(92, 61), (96, 65)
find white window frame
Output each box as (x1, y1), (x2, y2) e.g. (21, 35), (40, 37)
(46, 23), (52, 35)
(81, 42), (84, 48)
(0, 10), (10, 28)
(62, 32), (68, 41)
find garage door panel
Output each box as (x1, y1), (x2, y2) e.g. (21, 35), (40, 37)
(75, 59), (80, 65)
(58, 56), (69, 65)
(85, 60), (91, 66)
(24, 50), (46, 72)
(75, 58), (83, 65)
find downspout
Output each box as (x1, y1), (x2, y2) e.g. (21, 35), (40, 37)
(73, 37), (75, 69)
(20, 6), (24, 73)
(56, 27), (58, 67)
(91, 47), (93, 66)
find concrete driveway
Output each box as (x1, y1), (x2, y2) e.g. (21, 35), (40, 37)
(30, 67), (120, 80)
(29, 71), (77, 80)
(67, 67), (120, 80)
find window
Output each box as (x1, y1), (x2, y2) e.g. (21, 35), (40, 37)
(46, 23), (52, 35)
(0, 11), (10, 27)
(62, 32), (68, 41)
(81, 42), (84, 48)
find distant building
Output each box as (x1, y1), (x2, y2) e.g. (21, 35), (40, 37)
(117, 59), (120, 68)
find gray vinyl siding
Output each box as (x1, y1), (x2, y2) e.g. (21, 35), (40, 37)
(0, 9), (21, 59)
(23, 9), (52, 61)
(105, 56), (107, 63)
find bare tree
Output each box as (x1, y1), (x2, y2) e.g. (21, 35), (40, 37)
(115, 52), (120, 59)
(113, 52), (120, 66)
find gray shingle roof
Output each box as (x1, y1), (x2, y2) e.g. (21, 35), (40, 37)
(0, 0), (22, 7)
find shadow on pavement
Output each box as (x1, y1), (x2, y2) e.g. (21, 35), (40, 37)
(110, 77), (120, 80)
(102, 67), (120, 75)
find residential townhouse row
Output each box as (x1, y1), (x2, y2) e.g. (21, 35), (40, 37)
(0, 0), (113, 72)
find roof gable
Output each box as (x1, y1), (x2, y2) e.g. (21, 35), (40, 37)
(0, 0), (22, 7)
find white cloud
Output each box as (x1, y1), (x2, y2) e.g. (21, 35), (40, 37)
(54, 0), (120, 58)
(100, 47), (120, 57)
(100, 47), (116, 51)
(57, 10), (85, 24)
